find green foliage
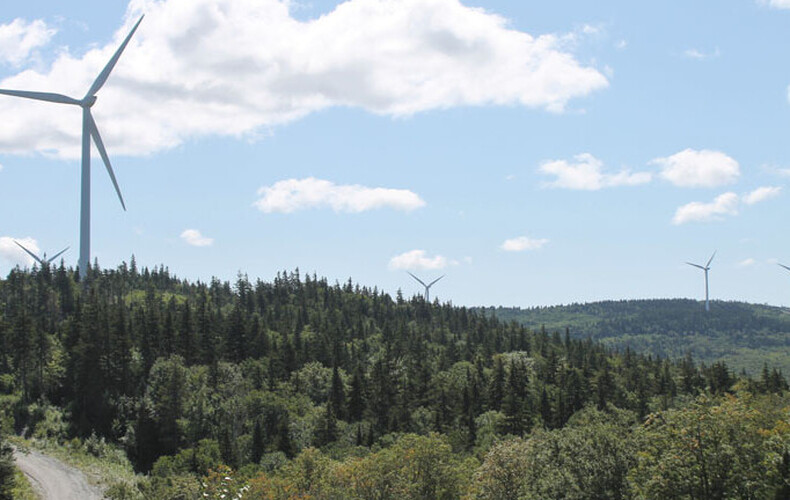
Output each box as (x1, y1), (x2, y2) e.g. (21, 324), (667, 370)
(10, 468), (37, 500)
(629, 392), (790, 499)
(482, 299), (790, 374)
(28, 400), (68, 442)
(245, 433), (477, 500)
(152, 439), (223, 477)
(0, 430), (13, 500)
(470, 407), (637, 500)
(2, 264), (790, 498)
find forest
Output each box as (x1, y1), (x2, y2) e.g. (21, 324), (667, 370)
(0, 261), (788, 499)
(481, 299), (790, 375)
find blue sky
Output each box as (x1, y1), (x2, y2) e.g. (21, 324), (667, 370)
(1, 0), (790, 307)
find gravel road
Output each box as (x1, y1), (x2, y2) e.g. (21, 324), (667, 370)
(13, 447), (104, 500)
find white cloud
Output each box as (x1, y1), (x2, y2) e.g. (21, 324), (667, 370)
(254, 177), (425, 214)
(672, 186), (782, 225)
(743, 186), (782, 205)
(738, 258), (756, 267)
(501, 236), (549, 252)
(389, 249), (455, 271)
(0, 0), (608, 159)
(759, 0), (790, 9)
(0, 236), (40, 267)
(615, 39), (627, 50)
(653, 149), (740, 188)
(539, 153), (651, 190)
(180, 229), (213, 247)
(683, 47), (720, 60)
(0, 18), (55, 66)
(672, 192), (739, 225)
(581, 24), (602, 35)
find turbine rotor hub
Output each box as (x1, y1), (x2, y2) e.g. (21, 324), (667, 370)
(83, 95), (97, 107)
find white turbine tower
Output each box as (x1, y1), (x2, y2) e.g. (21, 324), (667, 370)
(407, 272), (445, 302)
(14, 240), (69, 267)
(0, 16), (144, 279)
(687, 251), (716, 312)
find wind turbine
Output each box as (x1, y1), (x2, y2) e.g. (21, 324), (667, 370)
(778, 264), (790, 310)
(407, 272), (444, 302)
(0, 16), (144, 279)
(687, 251), (716, 312)
(14, 240), (69, 267)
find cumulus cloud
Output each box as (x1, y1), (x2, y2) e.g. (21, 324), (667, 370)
(501, 236), (549, 252)
(0, 18), (55, 65)
(673, 185), (782, 225)
(389, 249), (455, 271)
(0, 236), (40, 267)
(0, 0), (608, 159)
(180, 229), (213, 247)
(539, 153), (651, 190)
(653, 149), (740, 188)
(743, 186), (782, 205)
(672, 192), (739, 225)
(738, 258), (756, 267)
(254, 177), (425, 214)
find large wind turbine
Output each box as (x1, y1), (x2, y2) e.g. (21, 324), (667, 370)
(14, 240), (69, 267)
(407, 272), (445, 302)
(0, 16), (144, 279)
(687, 251), (716, 312)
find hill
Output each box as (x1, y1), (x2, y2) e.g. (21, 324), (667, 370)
(1, 265), (788, 498)
(478, 299), (790, 375)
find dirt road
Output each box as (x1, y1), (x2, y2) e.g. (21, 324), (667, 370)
(13, 447), (104, 500)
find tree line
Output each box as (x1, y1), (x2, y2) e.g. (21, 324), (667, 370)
(0, 261), (788, 499)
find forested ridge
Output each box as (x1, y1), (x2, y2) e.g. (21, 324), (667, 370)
(480, 299), (790, 374)
(0, 261), (789, 499)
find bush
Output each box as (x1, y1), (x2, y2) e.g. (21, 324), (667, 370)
(0, 431), (15, 500)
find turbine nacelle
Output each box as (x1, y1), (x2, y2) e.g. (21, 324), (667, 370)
(82, 96), (98, 108)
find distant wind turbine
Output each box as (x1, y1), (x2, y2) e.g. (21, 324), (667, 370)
(407, 272), (445, 302)
(0, 16), (144, 279)
(779, 263), (790, 274)
(687, 251), (716, 312)
(14, 240), (69, 267)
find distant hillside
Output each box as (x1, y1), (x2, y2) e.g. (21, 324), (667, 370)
(478, 299), (790, 375)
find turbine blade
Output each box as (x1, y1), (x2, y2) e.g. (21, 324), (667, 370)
(85, 15), (144, 98)
(407, 271), (426, 287)
(706, 251), (717, 268)
(87, 111), (126, 211)
(46, 247), (69, 264)
(428, 275), (445, 287)
(778, 263), (790, 273)
(686, 262), (706, 270)
(0, 89), (80, 105)
(14, 240), (44, 266)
